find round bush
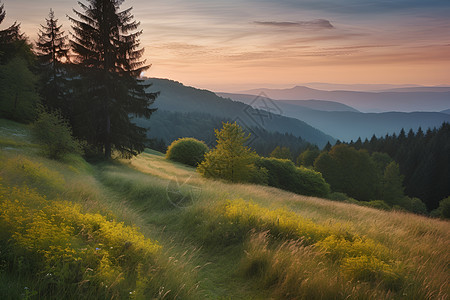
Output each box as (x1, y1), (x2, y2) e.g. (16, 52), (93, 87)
(166, 138), (208, 166)
(256, 157), (330, 197)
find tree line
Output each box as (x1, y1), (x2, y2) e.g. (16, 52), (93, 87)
(0, 0), (157, 159)
(265, 124), (449, 213)
(344, 124), (450, 210)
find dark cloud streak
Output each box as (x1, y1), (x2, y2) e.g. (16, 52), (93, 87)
(254, 19), (334, 29)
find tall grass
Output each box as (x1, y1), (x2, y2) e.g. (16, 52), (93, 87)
(128, 151), (449, 299)
(0, 152), (200, 299)
(1, 119), (449, 299)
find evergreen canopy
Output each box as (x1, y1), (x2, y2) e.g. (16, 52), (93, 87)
(35, 9), (70, 111)
(68, 0), (158, 158)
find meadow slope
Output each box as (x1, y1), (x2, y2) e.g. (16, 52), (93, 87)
(0, 119), (449, 299)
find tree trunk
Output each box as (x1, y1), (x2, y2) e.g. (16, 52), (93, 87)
(105, 110), (111, 159)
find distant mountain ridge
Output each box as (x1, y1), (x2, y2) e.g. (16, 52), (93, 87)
(241, 86), (450, 113)
(288, 83), (423, 92)
(217, 92), (359, 112)
(139, 78), (335, 147)
(222, 92), (450, 141)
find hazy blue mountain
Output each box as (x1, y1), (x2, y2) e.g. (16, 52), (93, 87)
(222, 93), (450, 142)
(294, 83), (421, 92)
(217, 92), (359, 112)
(242, 86), (450, 113)
(442, 109), (450, 115)
(139, 78), (335, 147)
(378, 87), (450, 93)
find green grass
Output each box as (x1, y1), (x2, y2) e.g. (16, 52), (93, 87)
(0, 118), (449, 299)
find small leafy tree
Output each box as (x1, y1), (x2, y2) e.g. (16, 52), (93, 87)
(270, 146), (292, 160)
(197, 122), (259, 183)
(314, 144), (378, 201)
(32, 110), (83, 159)
(297, 148), (320, 167)
(0, 57), (39, 122)
(166, 137), (208, 167)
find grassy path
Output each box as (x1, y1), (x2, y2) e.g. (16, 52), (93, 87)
(92, 158), (267, 299)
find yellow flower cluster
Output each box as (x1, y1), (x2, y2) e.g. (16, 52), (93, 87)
(0, 177), (161, 295)
(220, 199), (329, 242)
(218, 199), (401, 285)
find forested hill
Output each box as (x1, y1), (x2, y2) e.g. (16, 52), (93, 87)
(139, 78), (335, 148)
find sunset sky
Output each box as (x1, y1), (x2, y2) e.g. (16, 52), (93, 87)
(2, 0), (450, 91)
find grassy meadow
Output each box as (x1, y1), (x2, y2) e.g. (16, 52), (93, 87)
(0, 118), (449, 299)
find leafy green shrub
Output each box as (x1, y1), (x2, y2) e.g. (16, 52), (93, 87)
(364, 200), (391, 211)
(438, 196), (450, 219)
(327, 192), (351, 202)
(32, 110), (83, 159)
(403, 197), (428, 215)
(166, 137), (208, 166)
(296, 166), (330, 197)
(256, 157), (330, 197)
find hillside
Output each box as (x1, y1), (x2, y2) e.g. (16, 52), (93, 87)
(134, 110), (315, 157)
(140, 78), (335, 148)
(222, 93), (450, 141)
(1, 119), (449, 299)
(242, 86), (450, 113)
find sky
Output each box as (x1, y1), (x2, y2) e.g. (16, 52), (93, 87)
(1, 0), (450, 91)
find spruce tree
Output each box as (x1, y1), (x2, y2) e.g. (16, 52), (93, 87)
(35, 9), (69, 111)
(0, 2), (20, 44)
(0, 2), (27, 63)
(68, 0), (158, 158)
(0, 3), (5, 24)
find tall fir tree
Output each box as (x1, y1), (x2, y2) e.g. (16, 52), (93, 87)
(0, 1), (30, 64)
(35, 9), (70, 112)
(0, 2), (20, 44)
(0, 3), (5, 24)
(68, 0), (158, 158)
